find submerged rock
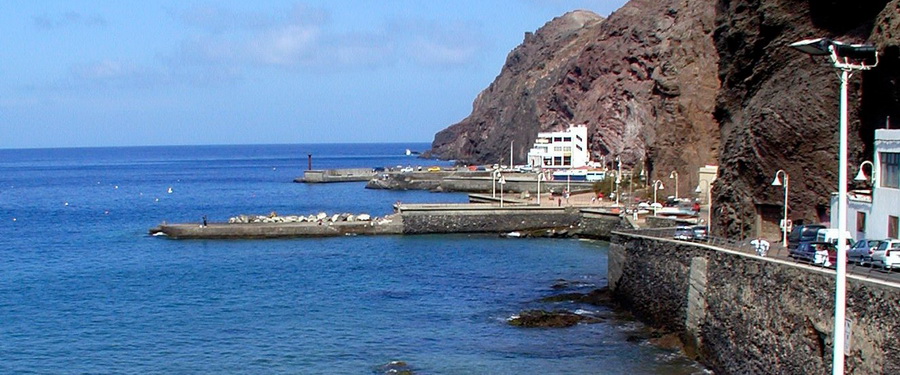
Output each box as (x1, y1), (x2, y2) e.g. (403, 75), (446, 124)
(507, 309), (603, 328)
(540, 287), (613, 306)
(375, 360), (414, 375)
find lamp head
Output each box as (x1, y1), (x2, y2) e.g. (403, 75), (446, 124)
(789, 38), (832, 55)
(854, 169), (868, 182)
(695, 185), (702, 194)
(771, 175), (783, 186)
(669, 171), (677, 179)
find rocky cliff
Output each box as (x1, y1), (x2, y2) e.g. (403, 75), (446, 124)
(428, 0), (900, 238)
(426, 0), (722, 195)
(713, 0), (900, 236)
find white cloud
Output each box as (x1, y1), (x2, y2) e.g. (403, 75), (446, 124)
(394, 20), (484, 66)
(248, 24), (320, 66)
(32, 11), (106, 29)
(169, 4), (484, 71)
(67, 60), (169, 89)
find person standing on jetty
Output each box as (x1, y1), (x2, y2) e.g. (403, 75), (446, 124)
(202, 215), (208, 227)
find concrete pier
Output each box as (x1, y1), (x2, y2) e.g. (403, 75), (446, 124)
(366, 170), (597, 193)
(151, 202), (628, 240)
(296, 168), (377, 183)
(153, 216), (403, 239)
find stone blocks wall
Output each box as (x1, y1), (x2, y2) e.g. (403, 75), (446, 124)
(609, 232), (900, 375)
(401, 207), (581, 234)
(579, 211), (631, 239)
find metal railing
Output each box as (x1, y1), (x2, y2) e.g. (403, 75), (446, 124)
(614, 227), (900, 284)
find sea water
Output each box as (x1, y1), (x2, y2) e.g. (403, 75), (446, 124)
(0, 144), (705, 374)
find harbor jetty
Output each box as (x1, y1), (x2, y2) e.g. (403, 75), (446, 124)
(150, 200), (630, 239)
(151, 212), (402, 239)
(295, 168), (377, 183)
(367, 169), (596, 193)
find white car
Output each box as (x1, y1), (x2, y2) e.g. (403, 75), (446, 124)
(871, 239), (900, 271)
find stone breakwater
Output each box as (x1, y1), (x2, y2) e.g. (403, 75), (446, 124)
(228, 212), (372, 224)
(152, 205), (629, 240)
(152, 212), (400, 239)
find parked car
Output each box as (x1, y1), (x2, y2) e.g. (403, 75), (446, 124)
(427, 166), (442, 172)
(788, 224), (827, 249)
(848, 239), (884, 265)
(815, 228), (854, 248)
(871, 239), (900, 271)
(691, 225), (709, 241)
(674, 226), (694, 241)
(790, 241), (836, 266)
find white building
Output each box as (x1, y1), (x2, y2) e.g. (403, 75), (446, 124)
(831, 128), (900, 241)
(526, 125), (589, 169)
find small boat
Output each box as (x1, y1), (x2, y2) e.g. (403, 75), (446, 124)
(552, 169), (606, 182)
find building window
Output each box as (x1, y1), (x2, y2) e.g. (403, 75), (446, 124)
(563, 156), (571, 166)
(563, 137), (572, 142)
(553, 156), (563, 166)
(857, 212), (866, 233)
(553, 137), (562, 143)
(881, 152), (900, 189)
(889, 216), (899, 239)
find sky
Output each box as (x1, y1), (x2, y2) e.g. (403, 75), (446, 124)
(0, 1), (628, 149)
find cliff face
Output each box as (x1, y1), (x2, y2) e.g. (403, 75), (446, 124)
(712, 0), (900, 236)
(428, 0), (899, 238)
(427, 0), (722, 194)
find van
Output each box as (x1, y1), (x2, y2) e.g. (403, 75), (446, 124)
(815, 228), (854, 248)
(788, 224), (826, 249)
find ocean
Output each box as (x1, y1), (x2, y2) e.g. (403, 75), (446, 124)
(0, 143), (705, 374)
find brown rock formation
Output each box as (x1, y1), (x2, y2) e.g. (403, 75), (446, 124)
(712, 0), (900, 237)
(426, 0), (722, 198)
(428, 0), (899, 238)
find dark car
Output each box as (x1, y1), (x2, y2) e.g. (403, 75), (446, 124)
(790, 241), (836, 266)
(691, 225), (708, 241)
(848, 239), (884, 265)
(674, 227), (694, 241)
(788, 224), (827, 250)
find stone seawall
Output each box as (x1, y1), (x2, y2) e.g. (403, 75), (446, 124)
(579, 209), (631, 238)
(400, 206), (581, 234)
(609, 232), (900, 374)
(298, 168), (376, 183)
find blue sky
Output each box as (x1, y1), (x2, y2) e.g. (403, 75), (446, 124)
(1, 1), (627, 149)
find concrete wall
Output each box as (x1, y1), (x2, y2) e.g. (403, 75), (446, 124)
(579, 209), (631, 238)
(301, 168), (375, 183)
(400, 206), (581, 234)
(609, 232), (900, 374)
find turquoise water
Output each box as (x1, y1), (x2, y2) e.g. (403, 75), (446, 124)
(0, 144), (704, 374)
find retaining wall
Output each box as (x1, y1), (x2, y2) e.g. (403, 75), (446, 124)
(400, 206), (581, 234)
(609, 232), (900, 374)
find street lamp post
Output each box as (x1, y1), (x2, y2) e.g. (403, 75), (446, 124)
(536, 172), (545, 205)
(790, 37), (879, 375)
(615, 157), (622, 207)
(771, 170), (790, 248)
(652, 180), (665, 216)
(499, 176), (506, 208)
(669, 171), (679, 200)
(492, 170), (500, 198)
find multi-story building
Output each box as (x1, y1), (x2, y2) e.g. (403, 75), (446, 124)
(526, 125), (589, 169)
(831, 128), (900, 241)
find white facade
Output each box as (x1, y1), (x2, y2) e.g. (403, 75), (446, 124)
(526, 125), (589, 169)
(697, 165), (718, 204)
(831, 128), (900, 241)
